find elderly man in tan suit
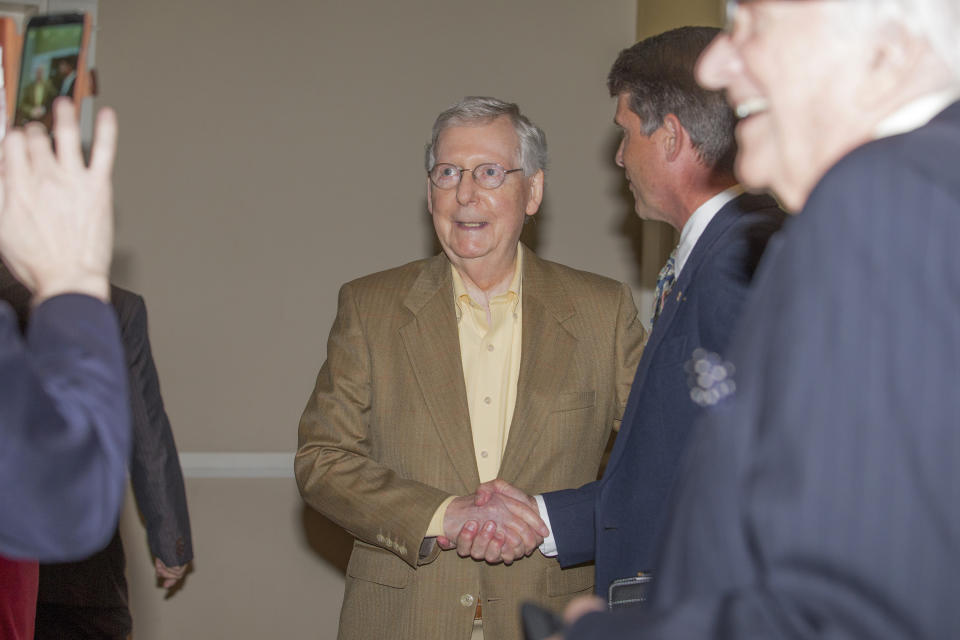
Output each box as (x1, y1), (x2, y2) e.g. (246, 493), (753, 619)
(295, 96), (646, 640)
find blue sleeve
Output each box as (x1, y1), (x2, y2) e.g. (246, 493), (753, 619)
(542, 481), (600, 567)
(0, 294), (131, 562)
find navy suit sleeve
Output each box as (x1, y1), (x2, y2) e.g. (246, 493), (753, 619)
(0, 294), (131, 562)
(116, 290), (193, 567)
(542, 481), (601, 567)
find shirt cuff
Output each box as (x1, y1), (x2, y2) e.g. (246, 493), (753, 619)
(534, 494), (558, 557)
(424, 495), (457, 538)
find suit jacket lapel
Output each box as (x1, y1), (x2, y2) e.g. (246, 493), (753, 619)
(399, 254), (480, 492)
(652, 193), (776, 337)
(499, 249), (577, 482)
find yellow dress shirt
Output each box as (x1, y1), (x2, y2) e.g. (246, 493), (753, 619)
(425, 246), (524, 537)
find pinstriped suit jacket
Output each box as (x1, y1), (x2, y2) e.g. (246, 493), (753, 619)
(296, 246), (645, 640)
(566, 101), (960, 640)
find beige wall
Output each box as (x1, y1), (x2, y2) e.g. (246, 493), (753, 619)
(637, 0), (723, 37)
(97, 1), (642, 638)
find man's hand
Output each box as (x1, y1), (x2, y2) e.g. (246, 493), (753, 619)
(544, 595), (606, 640)
(439, 479), (541, 564)
(440, 489), (547, 565)
(473, 478), (537, 510)
(0, 98), (118, 303)
(154, 557), (188, 589)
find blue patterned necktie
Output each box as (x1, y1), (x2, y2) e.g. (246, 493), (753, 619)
(652, 248), (677, 327)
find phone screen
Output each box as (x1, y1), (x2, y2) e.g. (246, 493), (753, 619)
(14, 13), (85, 129)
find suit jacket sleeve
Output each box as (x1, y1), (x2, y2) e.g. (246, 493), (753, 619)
(116, 290), (193, 568)
(295, 282), (451, 568)
(541, 480), (601, 566)
(0, 294), (131, 562)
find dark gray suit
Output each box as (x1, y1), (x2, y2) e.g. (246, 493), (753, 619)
(566, 102), (960, 639)
(0, 269), (193, 639)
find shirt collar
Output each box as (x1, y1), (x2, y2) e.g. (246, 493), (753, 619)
(452, 244), (524, 321)
(874, 88), (960, 140)
(674, 185), (744, 277)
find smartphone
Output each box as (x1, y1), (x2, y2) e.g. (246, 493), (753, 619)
(14, 12), (88, 129)
(607, 574), (652, 610)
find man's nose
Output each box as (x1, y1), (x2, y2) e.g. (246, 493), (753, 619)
(615, 138), (625, 168)
(456, 171), (479, 206)
(695, 32), (738, 91)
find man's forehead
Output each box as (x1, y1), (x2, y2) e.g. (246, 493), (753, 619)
(436, 119), (520, 157)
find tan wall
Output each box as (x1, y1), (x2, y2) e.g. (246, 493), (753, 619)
(636, 0), (723, 37)
(97, 1), (643, 638)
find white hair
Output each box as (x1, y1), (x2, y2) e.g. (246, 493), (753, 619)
(850, 0), (960, 81)
(425, 96), (548, 176)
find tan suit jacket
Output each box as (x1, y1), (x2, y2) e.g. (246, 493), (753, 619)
(296, 247), (645, 640)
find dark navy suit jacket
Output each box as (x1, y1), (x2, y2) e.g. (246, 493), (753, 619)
(566, 101), (960, 639)
(0, 289), (130, 562)
(544, 192), (784, 594)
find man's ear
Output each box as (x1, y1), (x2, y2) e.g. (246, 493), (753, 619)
(661, 113), (686, 162)
(426, 178), (434, 215)
(857, 20), (925, 108)
(525, 169), (544, 216)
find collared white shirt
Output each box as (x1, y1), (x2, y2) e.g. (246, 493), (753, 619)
(874, 88), (960, 140)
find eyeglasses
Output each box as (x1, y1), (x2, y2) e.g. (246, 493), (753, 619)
(428, 163), (523, 190)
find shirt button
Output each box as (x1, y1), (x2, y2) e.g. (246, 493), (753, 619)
(460, 593), (475, 608)
(480, 450), (489, 458)
(483, 396), (492, 405)
(486, 344), (495, 352)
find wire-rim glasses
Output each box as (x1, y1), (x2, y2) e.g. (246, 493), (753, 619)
(428, 163), (524, 190)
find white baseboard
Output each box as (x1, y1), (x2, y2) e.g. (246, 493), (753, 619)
(178, 452), (295, 478)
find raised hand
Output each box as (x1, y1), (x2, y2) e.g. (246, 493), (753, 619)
(0, 98), (118, 303)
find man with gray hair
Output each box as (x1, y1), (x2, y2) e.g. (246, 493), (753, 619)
(295, 96), (645, 640)
(554, 1), (960, 638)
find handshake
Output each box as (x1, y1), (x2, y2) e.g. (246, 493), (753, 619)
(437, 479), (547, 565)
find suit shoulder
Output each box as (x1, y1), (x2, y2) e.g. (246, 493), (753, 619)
(108, 285), (146, 331)
(534, 258), (626, 298)
(109, 285), (144, 312)
(726, 194), (787, 233)
(339, 257), (438, 305)
(344, 257), (433, 288)
(822, 107), (960, 208)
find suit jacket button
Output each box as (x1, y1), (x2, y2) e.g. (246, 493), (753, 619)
(460, 593), (475, 608)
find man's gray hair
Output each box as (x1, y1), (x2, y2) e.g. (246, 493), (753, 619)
(425, 96), (548, 176)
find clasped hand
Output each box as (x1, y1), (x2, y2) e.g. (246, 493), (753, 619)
(438, 479), (545, 565)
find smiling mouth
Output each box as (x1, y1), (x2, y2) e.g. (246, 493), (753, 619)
(734, 97), (769, 120)
(456, 221), (488, 229)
